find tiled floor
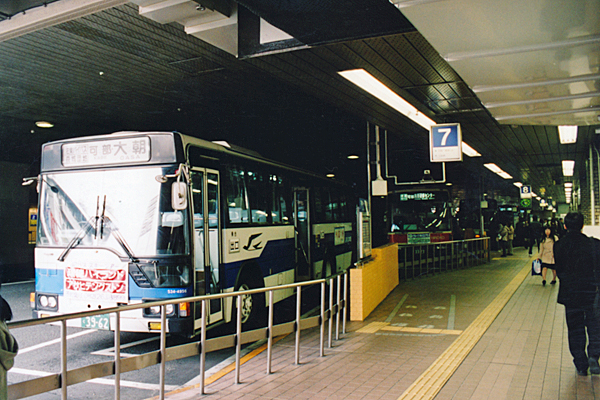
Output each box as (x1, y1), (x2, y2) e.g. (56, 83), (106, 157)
(158, 247), (600, 400)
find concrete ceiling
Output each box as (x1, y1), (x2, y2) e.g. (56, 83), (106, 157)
(0, 0), (599, 205)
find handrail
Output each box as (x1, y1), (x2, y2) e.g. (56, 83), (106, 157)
(8, 271), (349, 400)
(396, 237), (491, 280)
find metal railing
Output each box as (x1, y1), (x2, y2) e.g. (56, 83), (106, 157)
(7, 271), (349, 400)
(398, 237), (490, 280)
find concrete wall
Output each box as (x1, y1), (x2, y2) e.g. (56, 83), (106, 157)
(0, 162), (34, 282)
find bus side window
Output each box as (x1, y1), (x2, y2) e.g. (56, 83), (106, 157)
(226, 166), (249, 224)
(313, 188), (324, 223)
(270, 174), (287, 224)
(247, 170), (269, 224)
(339, 193), (348, 220)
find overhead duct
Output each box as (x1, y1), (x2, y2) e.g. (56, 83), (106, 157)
(131, 0), (241, 56)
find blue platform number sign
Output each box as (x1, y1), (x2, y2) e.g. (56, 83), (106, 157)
(430, 123), (462, 162)
(520, 185), (532, 199)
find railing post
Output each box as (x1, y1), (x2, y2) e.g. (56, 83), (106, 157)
(295, 287), (301, 364)
(267, 290), (274, 374)
(343, 272), (348, 334)
(160, 305), (166, 400)
(328, 278), (333, 348)
(114, 311), (121, 400)
(320, 281), (325, 357)
(336, 274), (341, 340)
(200, 299), (207, 394)
(61, 320), (67, 400)
(235, 295), (242, 384)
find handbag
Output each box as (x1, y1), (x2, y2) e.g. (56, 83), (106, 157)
(532, 259), (542, 276)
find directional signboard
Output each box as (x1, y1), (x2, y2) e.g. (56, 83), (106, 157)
(430, 123), (462, 162)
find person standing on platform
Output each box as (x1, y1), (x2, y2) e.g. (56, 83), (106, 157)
(498, 223), (508, 257)
(506, 222), (515, 255)
(554, 212), (600, 376)
(522, 220), (530, 249)
(0, 292), (17, 399)
(529, 215), (543, 255)
(537, 227), (558, 286)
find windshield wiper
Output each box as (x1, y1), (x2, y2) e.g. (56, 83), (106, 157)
(103, 216), (138, 263)
(58, 196), (138, 263)
(57, 217), (97, 262)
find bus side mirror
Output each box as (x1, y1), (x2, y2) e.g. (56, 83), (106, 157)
(172, 182), (188, 210)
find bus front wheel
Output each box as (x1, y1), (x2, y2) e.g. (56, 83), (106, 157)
(233, 274), (265, 330)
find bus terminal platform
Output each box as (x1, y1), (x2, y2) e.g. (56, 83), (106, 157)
(154, 246), (600, 400)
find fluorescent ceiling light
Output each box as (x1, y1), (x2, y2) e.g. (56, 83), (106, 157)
(558, 125), (578, 144)
(564, 182), (573, 188)
(484, 163), (502, 174)
(484, 163), (513, 180)
(513, 182), (523, 187)
(35, 121), (54, 128)
(462, 142), (481, 157)
(326, 174), (335, 178)
(347, 155), (359, 159)
(338, 69), (436, 130)
(562, 160), (575, 176)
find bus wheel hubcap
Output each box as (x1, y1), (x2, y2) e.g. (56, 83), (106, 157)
(239, 284), (252, 323)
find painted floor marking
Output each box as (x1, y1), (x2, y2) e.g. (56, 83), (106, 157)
(18, 329), (97, 354)
(357, 321), (390, 333)
(447, 294), (456, 330)
(357, 322), (461, 336)
(10, 368), (178, 391)
(396, 263), (530, 400)
(92, 336), (159, 357)
(385, 294), (409, 323)
(380, 326), (462, 335)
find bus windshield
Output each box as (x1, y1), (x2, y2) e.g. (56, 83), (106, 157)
(38, 166), (189, 258)
(389, 191), (452, 233)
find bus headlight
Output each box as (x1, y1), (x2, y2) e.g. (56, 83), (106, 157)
(37, 294), (58, 311)
(144, 302), (177, 318)
(149, 306), (161, 315)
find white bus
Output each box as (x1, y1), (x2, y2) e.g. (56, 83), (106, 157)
(31, 131), (356, 335)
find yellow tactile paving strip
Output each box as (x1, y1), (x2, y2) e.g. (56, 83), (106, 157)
(396, 262), (531, 400)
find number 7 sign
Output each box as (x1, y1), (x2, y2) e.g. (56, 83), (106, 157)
(430, 123), (463, 162)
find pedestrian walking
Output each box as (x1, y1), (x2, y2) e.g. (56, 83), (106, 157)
(529, 215), (543, 255)
(554, 212), (600, 376)
(537, 226), (558, 286)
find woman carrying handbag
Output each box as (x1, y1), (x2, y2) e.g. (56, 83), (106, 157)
(537, 227), (559, 286)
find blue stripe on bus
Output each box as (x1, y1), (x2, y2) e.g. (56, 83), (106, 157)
(128, 278), (193, 300)
(35, 269), (64, 295)
(224, 238), (294, 288)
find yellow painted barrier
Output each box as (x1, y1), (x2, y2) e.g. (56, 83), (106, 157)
(350, 244), (399, 321)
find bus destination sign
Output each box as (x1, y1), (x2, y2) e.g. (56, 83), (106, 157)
(62, 137), (151, 167)
(399, 192), (435, 201)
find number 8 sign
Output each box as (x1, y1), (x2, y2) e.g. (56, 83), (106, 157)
(430, 123), (463, 162)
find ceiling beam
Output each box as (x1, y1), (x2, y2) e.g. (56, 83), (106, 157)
(0, 0), (127, 42)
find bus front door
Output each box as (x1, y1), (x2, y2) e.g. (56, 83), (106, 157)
(190, 169), (223, 328)
(294, 188), (311, 280)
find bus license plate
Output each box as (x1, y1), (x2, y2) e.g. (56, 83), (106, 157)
(81, 314), (110, 330)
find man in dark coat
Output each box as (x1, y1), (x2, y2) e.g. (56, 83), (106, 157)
(554, 212), (600, 376)
(529, 215), (543, 255)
